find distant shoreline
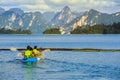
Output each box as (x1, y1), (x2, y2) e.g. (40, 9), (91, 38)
(1, 48), (120, 52)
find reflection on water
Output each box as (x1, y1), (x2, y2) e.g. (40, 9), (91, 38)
(23, 62), (39, 80)
(24, 64), (32, 80)
(0, 51), (120, 80)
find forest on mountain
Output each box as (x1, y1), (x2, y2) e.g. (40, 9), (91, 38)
(43, 28), (61, 34)
(71, 22), (120, 34)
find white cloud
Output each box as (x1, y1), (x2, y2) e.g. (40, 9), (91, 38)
(0, 0), (51, 12)
(44, 0), (117, 10)
(0, 0), (5, 3)
(0, 0), (119, 13)
(0, 0), (21, 10)
(42, 0), (119, 13)
(20, 0), (51, 12)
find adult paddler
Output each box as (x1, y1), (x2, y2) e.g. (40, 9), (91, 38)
(24, 45), (32, 59)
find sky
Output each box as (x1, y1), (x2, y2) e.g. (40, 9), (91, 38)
(0, 0), (120, 13)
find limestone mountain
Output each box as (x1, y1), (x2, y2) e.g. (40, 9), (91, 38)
(0, 9), (46, 33)
(0, 6), (120, 34)
(72, 9), (120, 30)
(50, 6), (77, 27)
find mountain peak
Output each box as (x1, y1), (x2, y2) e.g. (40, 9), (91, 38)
(61, 6), (71, 13)
(8, 8), (24, 15)
(89, 9), (99, 14)
(63, 6), (70, 10)
(51, 6), (76, 27)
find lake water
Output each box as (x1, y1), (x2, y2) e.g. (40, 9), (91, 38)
(0, 34), (120, 80)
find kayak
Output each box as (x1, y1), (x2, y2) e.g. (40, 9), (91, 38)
(21, 55), (44, 63)
(21, 58), (37, 63)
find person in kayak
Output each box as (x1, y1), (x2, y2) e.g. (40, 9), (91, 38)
(33, 46), (41, 57)
(33, 46), (44, 59)
(24, 45), (32, 59)
(29, 47), (35, 57)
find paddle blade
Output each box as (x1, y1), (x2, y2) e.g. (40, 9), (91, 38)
(10, 47), (17, 51)
(44, 49), (50, 52)
(17, 53), (23, 56)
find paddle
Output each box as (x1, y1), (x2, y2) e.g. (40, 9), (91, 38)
(42, 48), (51, 52)
(38, 48), (51, 60)
(10, 47), (51, 57)
(10, 47), (18, 51)
(10, 47), (23, 56)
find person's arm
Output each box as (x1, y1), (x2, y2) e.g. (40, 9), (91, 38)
(17, 52), (24, 56)
(37, 50), (41, 54)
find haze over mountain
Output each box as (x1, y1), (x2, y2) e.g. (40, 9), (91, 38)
(0, 6), (120, 34)
(43, 12), (56, 22)
(0, 7), (5, 15)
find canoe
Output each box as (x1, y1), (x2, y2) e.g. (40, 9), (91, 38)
(21, 58), (37, 63)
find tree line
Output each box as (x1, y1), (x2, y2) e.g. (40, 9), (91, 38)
(1, 22), (120, 34)
(43, 22), (120, 34)
(43, 28), (61, 34)
(0, 28), (32, 34)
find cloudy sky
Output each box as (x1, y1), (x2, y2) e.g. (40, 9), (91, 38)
(0, 0), (120, 13)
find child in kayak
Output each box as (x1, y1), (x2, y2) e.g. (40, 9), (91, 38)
(33, 46), (44, 59)
(32, 46), (39, 57)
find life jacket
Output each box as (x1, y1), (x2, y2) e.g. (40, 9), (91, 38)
(24, 50), (31, 59)
(33, 49), (42, 56)
(33, 49), (37, 54)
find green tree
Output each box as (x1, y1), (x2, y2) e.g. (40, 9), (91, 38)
(43, 28), (61, 34)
